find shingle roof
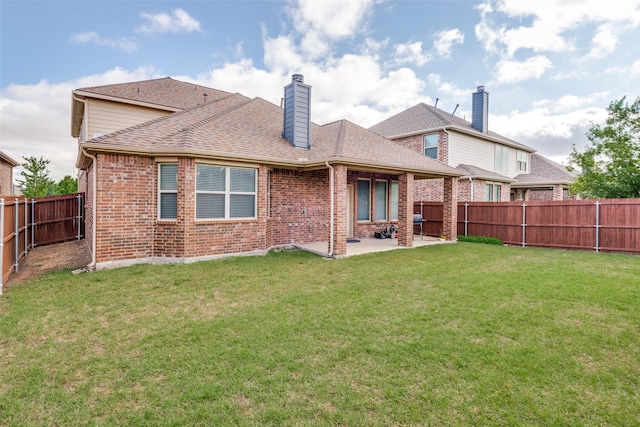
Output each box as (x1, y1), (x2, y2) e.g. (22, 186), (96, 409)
(455, 164), (515, 183)
(80, 93), (463, 179)
(512, 153), (578, 187)
(74, 77), (232, 110)
(369, 103), (535, 152)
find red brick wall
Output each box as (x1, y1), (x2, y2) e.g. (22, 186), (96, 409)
(95, 154), (156, 264)
(269, 168), (330, 245)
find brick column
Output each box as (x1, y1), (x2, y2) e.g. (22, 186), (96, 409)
(331, 165), (348, 256)
(442, 177), (458, 240)
(398, 172), (414, 247)
(552, 184), (563, 201)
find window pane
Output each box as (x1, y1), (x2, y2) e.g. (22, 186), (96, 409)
(424, 134), (438, 159)
(357, 180), (370, 221)
(375, 181), (387, 221)
(197, 165), (225, 191)
(196, 193), (225, 219)
(160, 164), (177, 191)
(391, 181), (399, 220)
(485, 184), (493, 202)
(160, 193), (177, 219)
(230, 194), (256, 218)
(494, 185), (501, 202)
(230, 168), (256, 192)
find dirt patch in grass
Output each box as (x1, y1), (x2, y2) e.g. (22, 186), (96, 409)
(6, 240), (91, 288)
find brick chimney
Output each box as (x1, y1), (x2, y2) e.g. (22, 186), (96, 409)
(282, 74), (311, 149)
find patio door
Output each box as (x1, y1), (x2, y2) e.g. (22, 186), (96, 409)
(347, 185), (354, 238)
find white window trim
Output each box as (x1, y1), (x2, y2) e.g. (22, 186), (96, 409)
(357, 179), (371, 222)
(158, 163), (178, 221)
(517, 150), (528, 172)
(390, 180), (399, 221)
(423, 133), (439, 159)
(195, 165), (258, 220)
(495, 145), (508, 174)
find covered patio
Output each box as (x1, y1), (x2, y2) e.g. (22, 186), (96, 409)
(296, 235), (454, 258)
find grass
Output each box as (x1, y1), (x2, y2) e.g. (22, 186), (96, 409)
(0, 243), (639, 426)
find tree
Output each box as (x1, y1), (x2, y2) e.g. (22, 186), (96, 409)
(568, 96), (640, 199)
(17, 156), (57, 198)
(56, 175), (78, 195)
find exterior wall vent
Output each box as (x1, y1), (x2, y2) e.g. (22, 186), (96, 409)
(472, 85), (489, 134)
(282, 74), (311, 149)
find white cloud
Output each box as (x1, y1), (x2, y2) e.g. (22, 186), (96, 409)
(287, 0), (376, 58)
(70, 32), (137, 53)
(136, 8), (202, 34)
(393, 41), (431, 66)
(631, 59), (640, 76)
(433, 29), (464, 58)
(494, 55), (553, 84)
(475, 0), (640, 58)
(586, 24), (617, 59)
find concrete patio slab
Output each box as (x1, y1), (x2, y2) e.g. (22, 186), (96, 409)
(295, 235), (454, 258)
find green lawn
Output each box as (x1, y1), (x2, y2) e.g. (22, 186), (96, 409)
(1, 243), (639, 426)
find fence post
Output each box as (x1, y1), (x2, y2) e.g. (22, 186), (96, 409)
(595, 200), (600, 253)
(464, 202), (468, 236)
(77, 193), (82, 241)
(14, 198), (19, 273)
(521, 203), (526, 247)
(24, 198), (28, 256)
(31, 198), (35, 249)
(0, 198), (4, 294)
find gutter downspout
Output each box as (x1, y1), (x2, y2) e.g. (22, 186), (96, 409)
(82, 149), (97, 270)
(470, 177), (474, 201)
(72, 92), (88, 142)
(326, 161), (334, 257)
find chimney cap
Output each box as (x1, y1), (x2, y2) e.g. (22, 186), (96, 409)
(292, 74), (304, 83)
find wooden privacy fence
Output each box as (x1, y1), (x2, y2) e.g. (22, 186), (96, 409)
(1, 193), (84, 292)
(415, 199), (640, 254)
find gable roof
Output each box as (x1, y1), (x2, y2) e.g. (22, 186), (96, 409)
(72, 77), (232, 138)
(78, 93), (463, 179)
(512, 153), (578, 187)
(369, 103), (535, 152)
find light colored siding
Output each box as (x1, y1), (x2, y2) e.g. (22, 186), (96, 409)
(449, 131), (525, 178)
(87, 99), (171, 139)
(448, 131), (494, 171)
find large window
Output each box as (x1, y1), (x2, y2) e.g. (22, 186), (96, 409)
(495, 145), (508, 174)
(159, 164), (177, 220)
(390, 181), (399, 221)
(424, 134), (438, 159)
(357, 179), (371, 221)
(374, 180), (388, 221)
(517, 150), (528, 172)
(485, 183), (502, 202)
(196, 165), (256, 219)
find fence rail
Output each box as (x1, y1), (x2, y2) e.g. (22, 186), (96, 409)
(0, 193), (84, 292)
(415, 199), (640, 255)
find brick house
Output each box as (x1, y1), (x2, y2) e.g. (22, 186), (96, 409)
(369, 86), (576, 202)
(0, 151), (19, 196)
(73, 76), (463, 270)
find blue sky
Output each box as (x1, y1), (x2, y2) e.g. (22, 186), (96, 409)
(1, 0), (639, 181)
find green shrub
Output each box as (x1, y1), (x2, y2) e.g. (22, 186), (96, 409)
(457, 234), (503, 245)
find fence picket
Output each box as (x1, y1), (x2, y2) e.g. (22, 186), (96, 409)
(415, 199), (640, 254)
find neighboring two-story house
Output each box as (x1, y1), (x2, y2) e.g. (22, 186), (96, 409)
(72, 76), (463, 269)
(0, 151), (19, 196)
(369, 86), (576, 202)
